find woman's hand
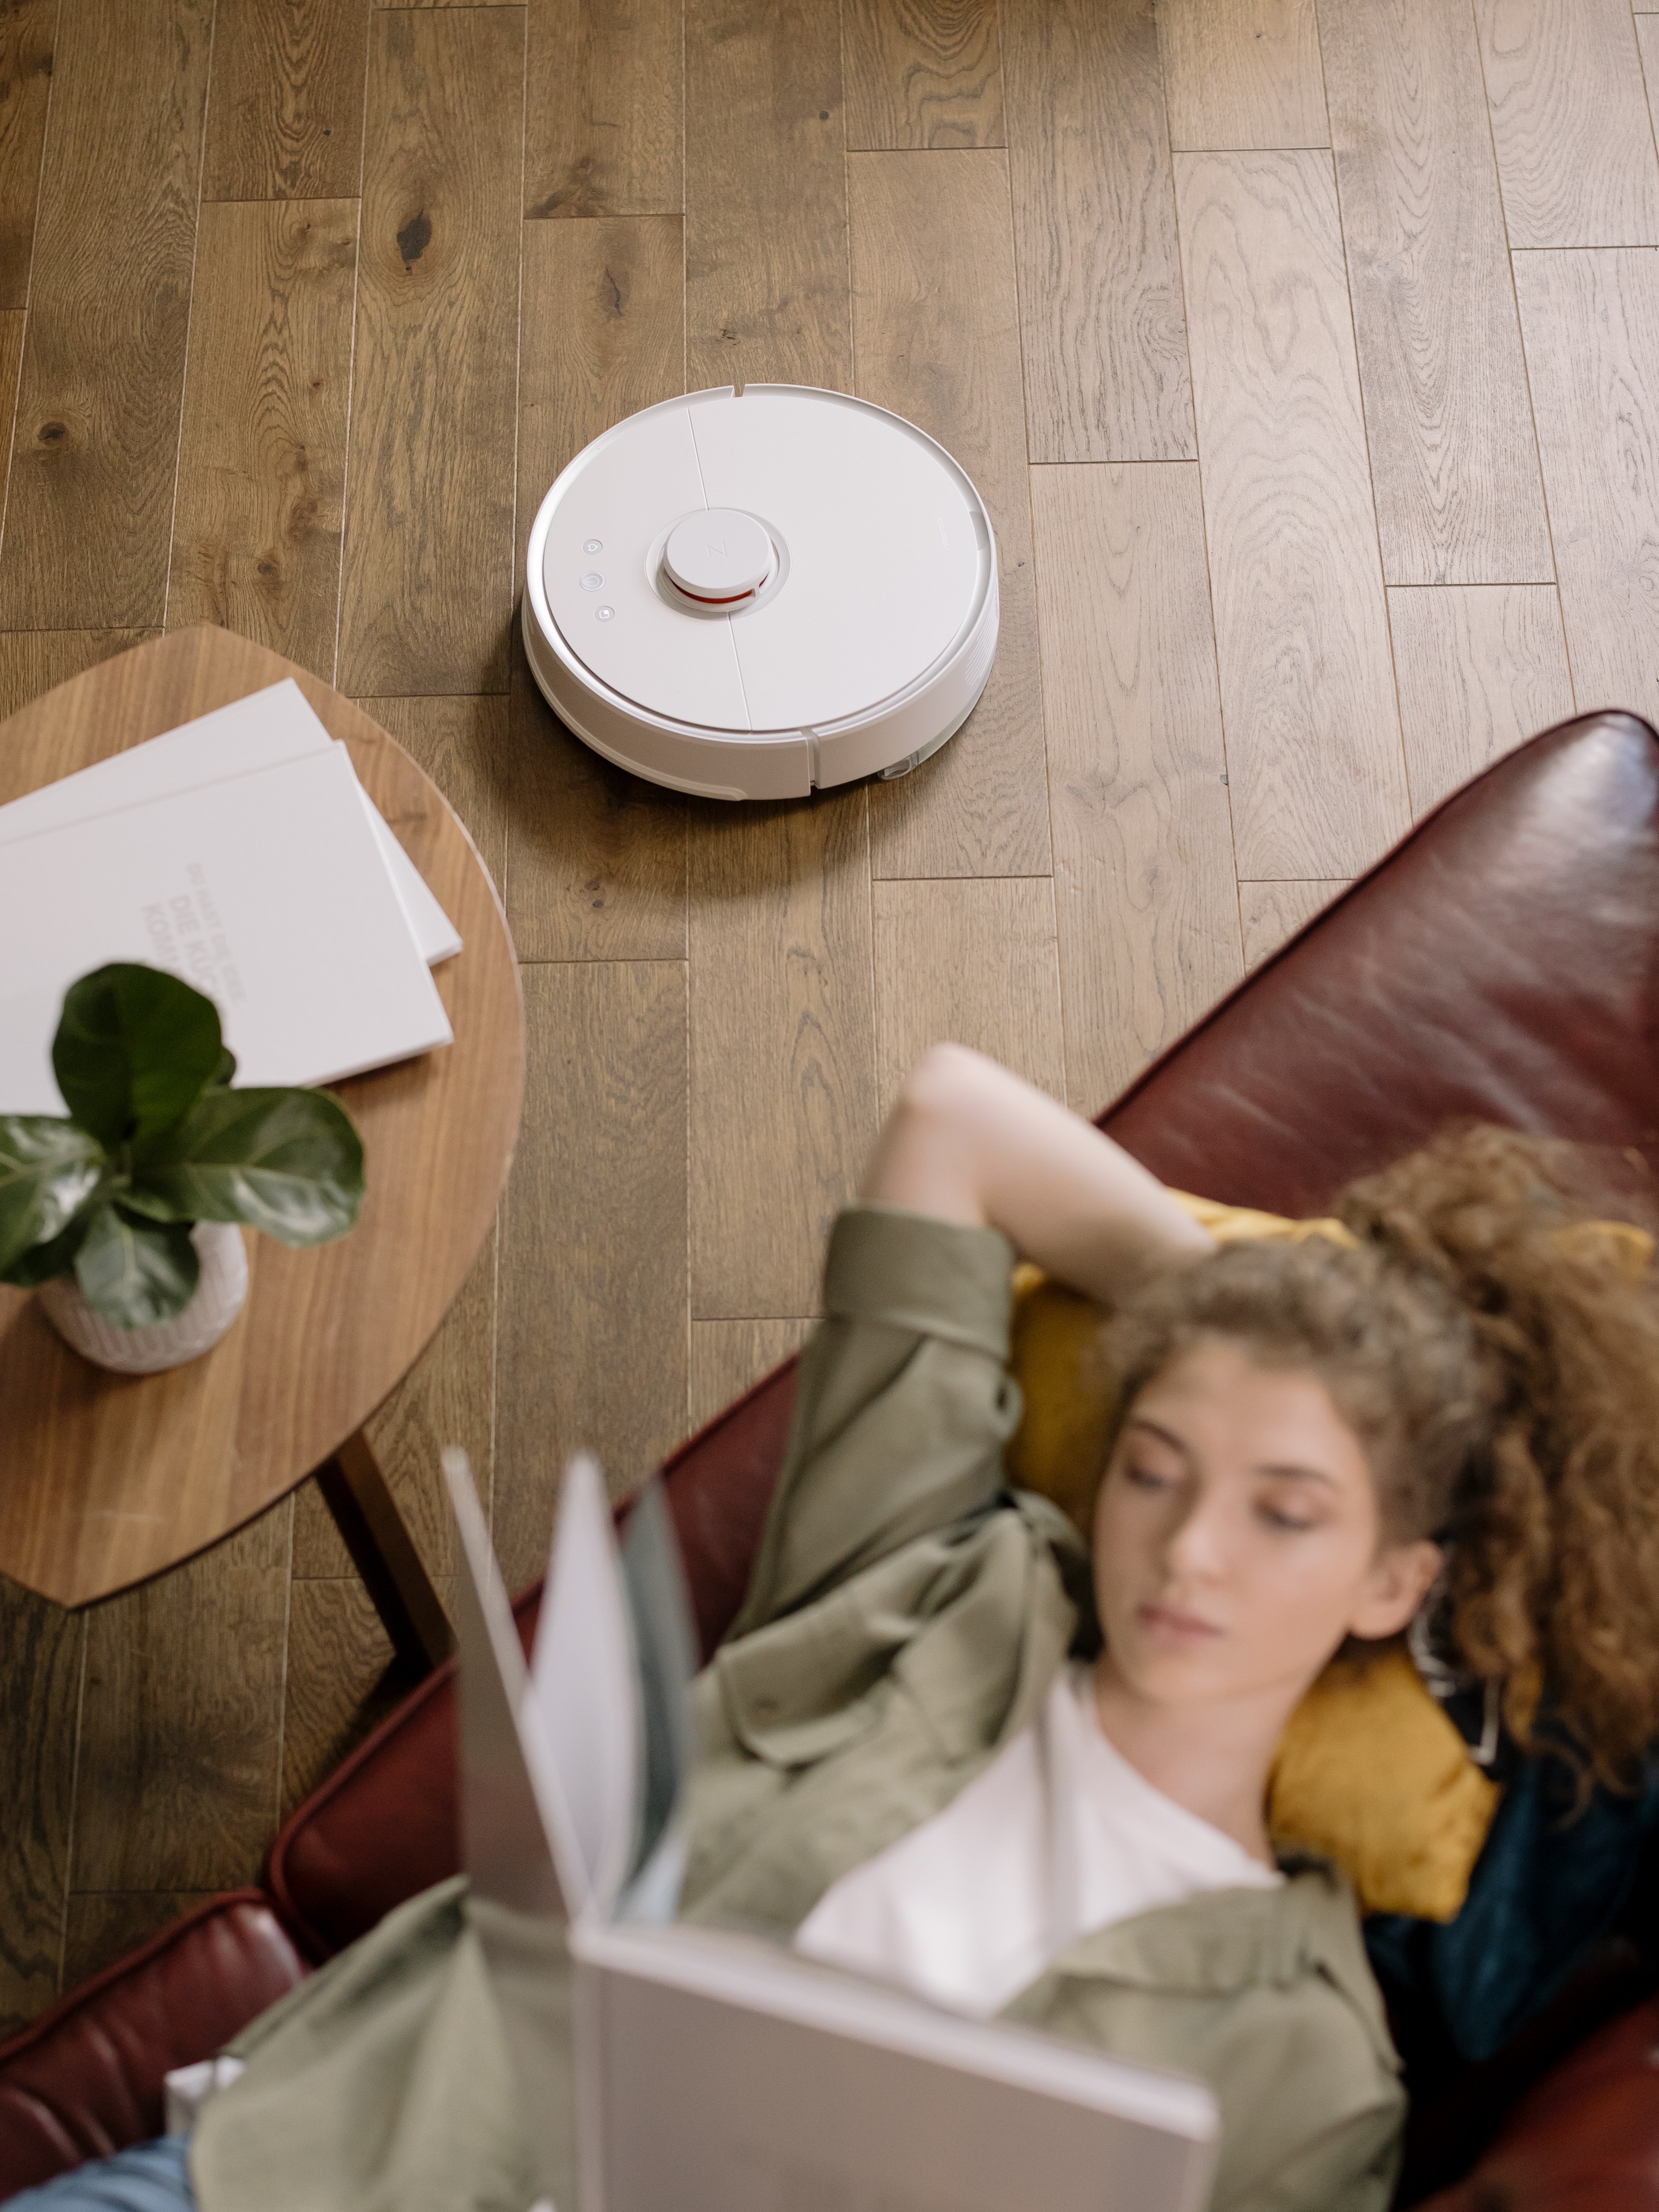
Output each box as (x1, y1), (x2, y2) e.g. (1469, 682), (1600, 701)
(859, 1045), (1215, 1304)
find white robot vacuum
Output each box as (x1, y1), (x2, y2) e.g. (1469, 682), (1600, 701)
(522, 385), (999, 800)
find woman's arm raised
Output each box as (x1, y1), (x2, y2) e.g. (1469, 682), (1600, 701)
(860, 1044), (1214, 1303)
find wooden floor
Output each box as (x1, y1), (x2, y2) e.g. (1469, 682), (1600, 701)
(2, 0), (1657, 2031)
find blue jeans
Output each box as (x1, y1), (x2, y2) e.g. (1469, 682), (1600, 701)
(3, 2139), (194, 2210)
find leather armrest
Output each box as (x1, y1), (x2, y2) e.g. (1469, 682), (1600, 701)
(0, 1892), (309, 2199)
(1411, 1993), (1659, 2209)
(1101, 712), (1659, 1208)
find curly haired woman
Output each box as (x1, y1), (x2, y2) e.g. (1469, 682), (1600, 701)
(25, 1048), (1659, 2212)
(675, 1047), (1659, 2211)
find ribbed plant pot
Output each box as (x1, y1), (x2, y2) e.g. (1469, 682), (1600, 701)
(38, 1221), (250, 1374)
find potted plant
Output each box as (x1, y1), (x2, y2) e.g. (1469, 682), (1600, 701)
(0, 962), (364, 1374)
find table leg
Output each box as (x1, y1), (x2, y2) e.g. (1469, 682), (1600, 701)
(315, 1429), (453, 1671)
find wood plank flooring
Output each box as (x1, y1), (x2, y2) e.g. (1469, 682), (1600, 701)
(0, 0), (1650, 2026)
(336, 8), (523, 695)
(201, 0), (371, 200)
(850, 148), (1049, 875)
(1176, 147), (1410, 876)
(0, 0), (53, 310)
(1240, 878), (1352, 967)
(1159, 0), (1327, 153)
(0, 0), (214, 630)
(1322, 0), (1552, 586)
(1001, 0), (1194, 463)
(167, 198), (360, 667)
(1031, 459), (1241, 1111)
(1475, 0), (1659, 249)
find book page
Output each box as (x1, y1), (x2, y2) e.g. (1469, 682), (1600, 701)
(529, 1455), (642, 1924)
(445, 1445), (584, 1921)
(616, 1478), (698, 1921)
(443, 1448), (582, 2212)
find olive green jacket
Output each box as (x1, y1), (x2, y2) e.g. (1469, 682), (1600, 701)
(194, 1205), (1402, 2212)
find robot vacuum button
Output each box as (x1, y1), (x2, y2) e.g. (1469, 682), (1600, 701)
(664, 508), (774, 604)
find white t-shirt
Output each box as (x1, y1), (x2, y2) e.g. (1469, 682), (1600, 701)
(794, 1663), (1282, 2018)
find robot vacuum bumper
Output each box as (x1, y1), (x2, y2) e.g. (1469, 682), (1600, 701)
(521, 385), (1000, 802)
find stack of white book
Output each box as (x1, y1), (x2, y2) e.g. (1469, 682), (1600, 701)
(0, 681), (459, 1113)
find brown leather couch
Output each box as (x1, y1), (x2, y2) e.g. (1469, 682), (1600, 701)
(4, 710), (1658, 2208)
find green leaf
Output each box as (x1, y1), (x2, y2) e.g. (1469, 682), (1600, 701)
(73, 1204), (198, 1325)
(129, 1087), (364, 1248)
(52, 964), (224, 1147)
(0, 1116), (105, 1274)
(210, 1046), (237, 1088)
(1, 1212), (94, 1288)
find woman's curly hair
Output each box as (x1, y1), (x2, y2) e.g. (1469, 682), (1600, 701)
(1104, 1126), (1659, 1795)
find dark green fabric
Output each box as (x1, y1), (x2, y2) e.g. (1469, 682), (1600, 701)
(1366, 1743), (1659, 2062)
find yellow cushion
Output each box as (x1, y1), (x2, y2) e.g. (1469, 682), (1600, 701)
(1005, 1189), (1496, 1921)
(1267, 1648), (1499, 1919)
(1006, 1269), (1120, 1529)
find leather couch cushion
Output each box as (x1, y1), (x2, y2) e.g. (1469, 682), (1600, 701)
(1100, 712), (1659, 1210)
(266, 1584), (539, 1963)
(1393, 1936), (1659, 2204)
(0, 1893), (308, 2200)
(1413, 1992), (1659, 2209)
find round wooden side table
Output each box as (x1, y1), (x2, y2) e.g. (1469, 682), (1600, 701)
(0, 625), (525, 1668)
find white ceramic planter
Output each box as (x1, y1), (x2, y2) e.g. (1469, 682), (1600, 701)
(39, 1220), (250, 1374)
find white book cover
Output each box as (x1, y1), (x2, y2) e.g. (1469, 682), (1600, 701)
(0, 680), (462, 966)
(0, 745), (453, 1112)
(574, 1919), (1216, 2212)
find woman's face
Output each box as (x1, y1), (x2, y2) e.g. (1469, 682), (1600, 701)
(1093, 1337), (1440, 1713)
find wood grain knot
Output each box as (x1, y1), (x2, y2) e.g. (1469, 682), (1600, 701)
(396, 210), (431, 270)
(529, 154), (602, 221)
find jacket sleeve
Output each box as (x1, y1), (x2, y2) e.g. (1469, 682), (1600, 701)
(728, 1203), (1021, 1640)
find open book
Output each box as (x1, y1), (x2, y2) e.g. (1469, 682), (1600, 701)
(442, 1451), (1219, 2212)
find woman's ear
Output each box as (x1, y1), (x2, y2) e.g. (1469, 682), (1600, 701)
(1348, 1539), (1444, 1642)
